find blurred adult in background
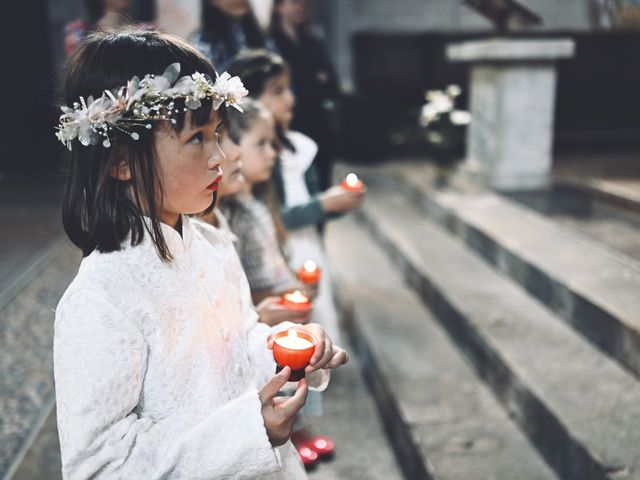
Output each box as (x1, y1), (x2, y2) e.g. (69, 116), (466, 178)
(64, 0), (132, 55)
(271, 0), (341, 191)
(191, 0), (276, 71)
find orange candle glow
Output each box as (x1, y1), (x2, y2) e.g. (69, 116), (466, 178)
(340, 173), (364, 192)
(273, 329), (317, 380)
(298, 260), (322, 285)
(280, 290), (312, 312)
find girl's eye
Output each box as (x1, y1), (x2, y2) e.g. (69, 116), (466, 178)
(188, 132), (204, 145)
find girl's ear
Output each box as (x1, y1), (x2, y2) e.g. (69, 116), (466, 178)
(108, 149), (132, 181)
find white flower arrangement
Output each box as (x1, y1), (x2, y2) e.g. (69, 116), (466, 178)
(419, 84), (471, 132)
(55, 63), (249, 150)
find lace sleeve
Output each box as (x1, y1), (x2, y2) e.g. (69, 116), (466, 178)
(54, 290), (281, 480)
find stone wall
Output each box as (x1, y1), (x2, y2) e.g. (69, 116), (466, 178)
(315, 0), (592, 91)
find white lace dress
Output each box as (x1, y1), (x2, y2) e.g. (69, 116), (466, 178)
(53, 216), (307, 480)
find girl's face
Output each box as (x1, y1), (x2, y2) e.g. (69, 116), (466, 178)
(238, 115), (277, 186)
(258, 72), (295, 129)
(153, 108), (224, 228)
(218, 128), (244, 198)
(277, 0), (308, 26)
(210, 0), (249, 19)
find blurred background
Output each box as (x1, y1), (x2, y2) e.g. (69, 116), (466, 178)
(1, 1), (640, 479)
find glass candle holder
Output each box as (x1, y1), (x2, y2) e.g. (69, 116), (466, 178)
(273, 329), (317, 381)
(280, 290), (312, 312)
(298, 260), (322, 286)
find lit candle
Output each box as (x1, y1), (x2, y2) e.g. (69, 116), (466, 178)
(281, 290), (312, 312)
(273, 329), (317, 380)
(340, 172), (365, 192)
(298, 260), (322, 285)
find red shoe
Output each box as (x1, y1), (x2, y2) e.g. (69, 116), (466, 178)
(292, 430), (335, 460)
(296, 444), (319, 468)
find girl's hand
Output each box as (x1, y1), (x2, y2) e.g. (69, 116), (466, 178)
(267, 323), (349, 373)
(320, 185), (366, 213)
(256, 296), (311, 326)
(259, 367), (308, 447)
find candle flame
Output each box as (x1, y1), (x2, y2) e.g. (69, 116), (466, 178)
(345, 173), (359, 187)
(288, 329), (299, 340)
(286, 290), (308, 303)
(303, 260), (317, 272)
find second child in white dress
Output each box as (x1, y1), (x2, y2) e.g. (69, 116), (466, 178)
(53, 30), (347, 480)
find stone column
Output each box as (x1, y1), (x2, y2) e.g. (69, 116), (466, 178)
(447, 39), (575, 191)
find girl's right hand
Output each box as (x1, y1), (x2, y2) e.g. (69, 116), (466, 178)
(320, 185), (365, 213)
(259, 367), (308, 447)
(256, 296), (311, 326)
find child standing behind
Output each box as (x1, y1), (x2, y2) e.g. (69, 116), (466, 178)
(53, 30), (347, 480)
(220, 99), (306, 307)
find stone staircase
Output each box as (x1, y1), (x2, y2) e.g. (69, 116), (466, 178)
(325, 161), (640, 480)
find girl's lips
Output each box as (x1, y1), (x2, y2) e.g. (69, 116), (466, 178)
(207, 176), (222, 191)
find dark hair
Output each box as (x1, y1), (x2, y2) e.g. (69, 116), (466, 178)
(61, 29), (221, 261)
(223, 98), (288, 247)
(226, 50), (293, 151)
(201, 1), (266, 54)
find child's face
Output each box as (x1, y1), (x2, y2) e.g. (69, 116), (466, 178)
(277, 0), (308, 26)
(259, 72), (295, 129)
(218, 128), (244, 198)
(153, 108), (224, 227)
(238, 115), (277, 186)
(210, 0), (249, 19)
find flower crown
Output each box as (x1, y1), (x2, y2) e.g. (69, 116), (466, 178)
(55, 63), (248, 150)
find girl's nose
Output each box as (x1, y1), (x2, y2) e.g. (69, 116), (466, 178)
(209, 142), (225, 169)
(266, 143), (277, 161)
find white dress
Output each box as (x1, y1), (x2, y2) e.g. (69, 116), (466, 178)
(279, 131), (341, 344)
(53, 216), (308, 480)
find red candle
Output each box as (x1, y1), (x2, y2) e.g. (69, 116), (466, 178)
(298, 260), (322, 285)
(273, 329), (317, 380)
(340, 173), (364, 192)
(280, 290), (312, 312)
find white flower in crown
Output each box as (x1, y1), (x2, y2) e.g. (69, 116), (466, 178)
(55, 63), (248, 150)
(211, 72), (249, 111)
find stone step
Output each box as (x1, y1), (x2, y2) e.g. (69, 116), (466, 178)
(556, 177), (640, 217)
(0, 239), (80, 480)
(366, 162), (640, 379)
(324, 219), (557, 480)
(352, 176), (640, 479)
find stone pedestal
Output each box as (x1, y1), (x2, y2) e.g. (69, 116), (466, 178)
(447, 39), (575, 191)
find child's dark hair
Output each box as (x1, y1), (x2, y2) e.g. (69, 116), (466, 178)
(61, 29), (222, 261)
(227, 49), (293, 151)
(200, 0), (266, 53)
(223, 98), (288, 248)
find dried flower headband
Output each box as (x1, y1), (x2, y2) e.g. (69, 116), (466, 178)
(55, 63), (248, 150)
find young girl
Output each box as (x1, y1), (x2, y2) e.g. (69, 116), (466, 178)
(227, 50), (363, 235)
(218, 98), (305, 307)
(53, 29), (347, 479)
